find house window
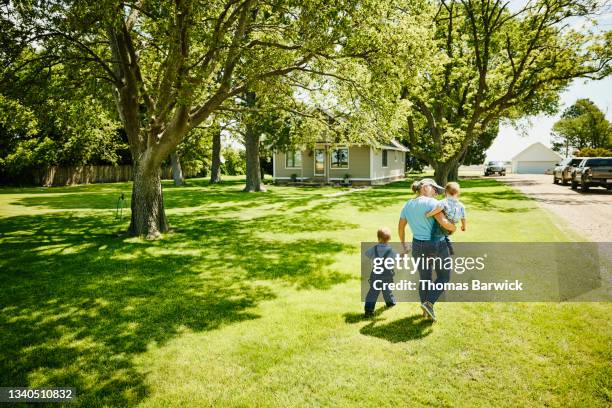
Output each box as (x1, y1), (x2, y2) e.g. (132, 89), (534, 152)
(331, 148), (349, 169)
(382, 150), (388, 167)
(285, 151), (301, 168)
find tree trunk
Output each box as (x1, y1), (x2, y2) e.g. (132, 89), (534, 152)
(434, 155), (462, 186)
(243, 91), (265, 192)
(128, 162), (169, 239)
(210, 127), (222, 184)
(433, 162), (451, 186)
(243, 123), (265, 192)
(170, 152), (184, 186)
(448, 162), (459, 182)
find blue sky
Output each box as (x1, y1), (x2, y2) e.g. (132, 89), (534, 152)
(486, 2), (612, 160)
(486, 76), (612, 160)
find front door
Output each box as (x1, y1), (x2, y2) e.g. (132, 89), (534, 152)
(314, 148), (326, 176)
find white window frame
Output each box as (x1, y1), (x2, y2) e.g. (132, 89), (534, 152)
(330, 147), (349, 169)
(285, 151), (302, 169)
(382, 149), (389, 168)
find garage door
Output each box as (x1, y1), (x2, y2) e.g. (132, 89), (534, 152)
(515, 161), (556, 174)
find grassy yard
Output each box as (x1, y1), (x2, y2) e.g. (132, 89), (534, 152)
(0, 176), (610, 407)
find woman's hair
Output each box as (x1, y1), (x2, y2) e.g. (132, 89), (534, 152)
(411, 181), (421, 193)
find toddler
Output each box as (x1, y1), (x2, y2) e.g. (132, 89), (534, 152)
(426, 181), (466, 255)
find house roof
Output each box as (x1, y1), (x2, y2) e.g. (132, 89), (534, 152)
(379, 139), (409, 152)
(315, 139), (408, 152)
(293, 139), (409, 152)
(511, 142), (562, 161)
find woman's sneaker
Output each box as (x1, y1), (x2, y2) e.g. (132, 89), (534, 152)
(421, 302), (436, 321)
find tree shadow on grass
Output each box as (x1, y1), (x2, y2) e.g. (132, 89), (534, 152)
(461, 190), (534, 213)
(0, 205), (352, 405)
(0, 217), (272, 406)
(330, 177), (520, 214)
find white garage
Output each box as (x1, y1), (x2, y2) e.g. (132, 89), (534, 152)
(512, 142), (562, 174)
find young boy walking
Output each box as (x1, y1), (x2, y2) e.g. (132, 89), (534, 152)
(364, 227), (397, 317)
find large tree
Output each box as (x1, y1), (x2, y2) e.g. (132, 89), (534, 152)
(552, 98), (612, 156)
(10, 0), (407, 238)
(403, 0), (611, 185)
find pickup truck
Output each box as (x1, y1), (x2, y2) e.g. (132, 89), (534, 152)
(570, 157), (612, 191)
(484, 161), (506, 176)
(553, 157), (583, 185)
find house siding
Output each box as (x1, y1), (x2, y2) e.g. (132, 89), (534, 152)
(371, 148), (405, 183)
(274, 150), (313, 179)
(274, 146), (370, 179)
(328, 145), (370, 179)
(273, 144), (405, 184)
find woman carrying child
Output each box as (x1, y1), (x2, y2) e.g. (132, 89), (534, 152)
(398, 179), (456, 321)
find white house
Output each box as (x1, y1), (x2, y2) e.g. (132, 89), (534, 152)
(273, 140), (408, 185)
(511, 142), (563, 174)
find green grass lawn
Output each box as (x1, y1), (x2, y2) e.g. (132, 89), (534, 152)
(0, 176), (610, 407)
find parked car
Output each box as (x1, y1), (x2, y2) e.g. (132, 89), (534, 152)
(553, 157), (583, 185)
(484, 161), (506, 176)
(570, 157), (612, 191)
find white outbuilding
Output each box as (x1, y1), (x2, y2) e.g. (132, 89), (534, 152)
(511, 142), (563, 174)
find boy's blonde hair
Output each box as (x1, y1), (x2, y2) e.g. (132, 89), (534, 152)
(445, 181), (460, 195)
(377, 227), (391, 242)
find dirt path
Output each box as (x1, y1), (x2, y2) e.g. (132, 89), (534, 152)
(497, 174), (612, 241)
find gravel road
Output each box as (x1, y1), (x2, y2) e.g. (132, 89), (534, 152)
(497, 174), (612, 242)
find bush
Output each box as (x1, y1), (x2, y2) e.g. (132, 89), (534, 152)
(575, 147), (612, 157)
(221, 148), (246, 175)
(177, 128), (212, 176)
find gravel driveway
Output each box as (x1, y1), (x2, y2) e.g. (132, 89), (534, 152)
(497, 174), (612, 242)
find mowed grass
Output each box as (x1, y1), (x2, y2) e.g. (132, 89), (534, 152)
(0, 175), (610, 407)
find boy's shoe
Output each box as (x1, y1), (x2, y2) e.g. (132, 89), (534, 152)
(364, 311), (374, 318)
(385, 303), (396, 309)
(421, 302), (436, 321)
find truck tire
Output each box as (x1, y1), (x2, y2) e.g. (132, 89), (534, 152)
(553, 177), (559, 184)
(571, 180), (578, 190)
(581, 179), (589, 192)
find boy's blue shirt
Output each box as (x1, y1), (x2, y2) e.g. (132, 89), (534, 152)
(431, 196), (466, 239)
(439, 197), (466, 224)
(364, 243), (396, 260)
(365, 243), (396, 276)
(400, 197), (443, 241)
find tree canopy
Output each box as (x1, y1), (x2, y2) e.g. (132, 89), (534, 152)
(552, 98), (612, 156)
(399, 0), (611, 184)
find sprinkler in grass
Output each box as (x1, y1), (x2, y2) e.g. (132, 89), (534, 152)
(115, 193), (125, 220)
